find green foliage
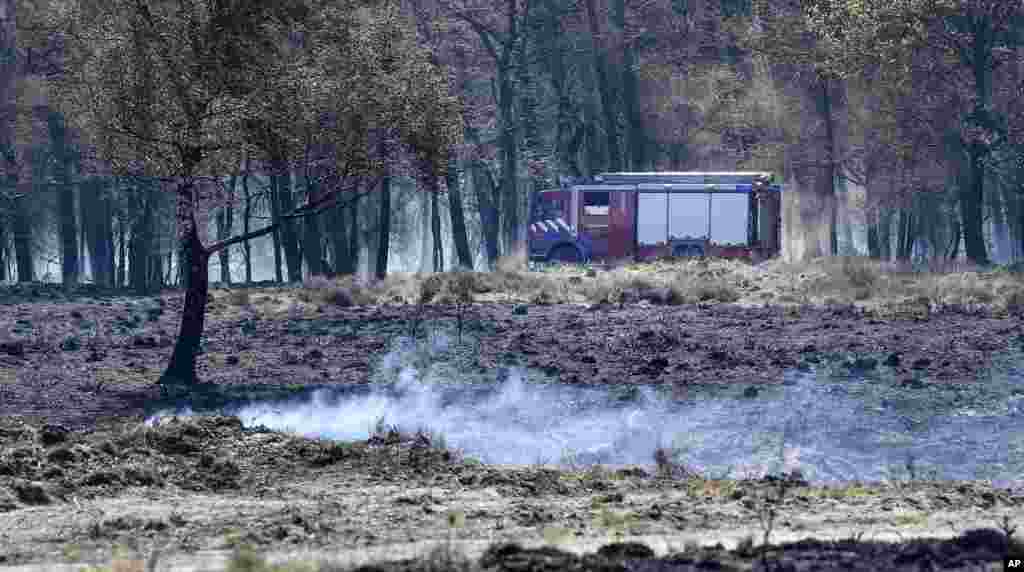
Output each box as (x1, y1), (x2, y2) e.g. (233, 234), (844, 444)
(48, 0), (460, 186)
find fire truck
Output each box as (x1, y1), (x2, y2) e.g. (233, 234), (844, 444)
(527, 172), (782, 263)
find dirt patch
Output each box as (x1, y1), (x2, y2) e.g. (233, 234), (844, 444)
(0, 279), (1021, 569)
(0, 416), (1021, 571)
(468, 302), (1023, 388)
(0, 282), (1020, 430)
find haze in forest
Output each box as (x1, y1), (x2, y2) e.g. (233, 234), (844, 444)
(0, 0), (1016, 290)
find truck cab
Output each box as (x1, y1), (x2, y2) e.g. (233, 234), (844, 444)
(528, 190), (590, 262)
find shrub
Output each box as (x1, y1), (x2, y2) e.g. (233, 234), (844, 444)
(303, 275), (334, 290)
(324, 287), (354, 307)
(662, 271), (740, 304)
(1003, 287), (1024, 316)
(840, 257), (878, 290)
(317, 276), (375, 306)
(495, 253), (528, 274)
(653, 445), (688, 479)
(227, 290), (251, 306)
(582, 276), (624, 305)
(692, 278), (740, 303)
(932, 273), (994, 306)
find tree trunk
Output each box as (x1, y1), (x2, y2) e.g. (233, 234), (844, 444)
(622, 62), (644, 169)
(79, 207), (87, 276)
(330, 194), (350, 275)
(0, 0), (17, 283)
(540, 0), (578, 176)
(612, 0), (644, 170)
(241, 157), (253, 283)
(81, 180), (97, 286)
(583, 101), (603, 177)
(584, 0), (621, 173)
(877, 207), (892, 261)
(958, 16), (994, 265)
(461, 6), (522, 257)
(445, 153), (473, 269)
(116, 215), (126, 287)
(896, 208), (910, 261)
(175, 242), (185, 287)
(161, 184), (209, 386)
(0, 222), (6, 282)
(270, 171), (284, 283)
(165, 249), (172, 286)
(217, 173), (236, 284)
(906, 210), (916, 260)
(101, 184), (115, 287)
(301, 163), (323, 278)
(830, 203), (839, 256)
(48, 112), (79, 287)
(301, 202), (322, 279)
(623, 54), (644, 169)
(499, 75), (520, 255)
(376, 158), (391, 280)
(223, 200), (234, 284)
(349, 193), (360, 274)
(819, 76), (839, 257)
(1019, 197), (1024, 263)
(961, 143), (989, 264)
(431, 189), (443, 272)
(419, 187), (432, 272)
(465, 123), (499, 266)
(149, 250), (163, 290)
(475, 163), (500, 267)
(130, 183), (155, 294)
(784, 74), (841, 262)
(867, 206), (881, 259)
(276, 167), (302, 282)
(12, 198), (32, 282)
(81, 178), (115, 287)
(947, 215), (961, 260)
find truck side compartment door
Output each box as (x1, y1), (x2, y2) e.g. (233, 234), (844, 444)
(580, 191), (610, 259)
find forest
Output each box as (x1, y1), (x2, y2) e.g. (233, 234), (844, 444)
(0, 0), (1021, 292)
(3, 2), (1024, 568)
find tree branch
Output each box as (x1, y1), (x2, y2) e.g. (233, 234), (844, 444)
(206, 175), (384, 255)
(453, 12), (502, 62)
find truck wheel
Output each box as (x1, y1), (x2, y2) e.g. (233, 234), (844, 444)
(547, 245), (581, 263)
(672, 245), (704, 257)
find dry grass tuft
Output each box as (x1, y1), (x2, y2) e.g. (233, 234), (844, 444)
(365, 416), (462, 470)
(226, 289), (251, 306)
(222, 548), (320, 572)
(495, 252), (529, 274)
(752, 256), (1024, 312)
(577, 262), (742, 305)
(299, 275), (380, 307)
(667, 271), (741, 304)
(1002, 287), (1024, 316)
(287, 256), (1024, 312)
(653, 444), (690, 479)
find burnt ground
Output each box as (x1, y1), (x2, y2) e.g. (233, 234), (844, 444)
(1, 284), (1021, 428)
(469, 302), (1023, 388)
(0, 415), (1021, 571)
(0, 281), (1022, 570)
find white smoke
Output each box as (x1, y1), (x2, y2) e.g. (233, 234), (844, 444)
(148, 333), (1024, 485)
(235, 362), (667, 468)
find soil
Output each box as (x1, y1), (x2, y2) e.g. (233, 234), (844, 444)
(0, 281), (1022, 570)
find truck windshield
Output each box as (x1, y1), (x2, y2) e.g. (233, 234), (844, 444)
(533, 197), (564, 221)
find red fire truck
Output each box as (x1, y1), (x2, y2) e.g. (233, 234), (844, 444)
(528, 172), (782, 263)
